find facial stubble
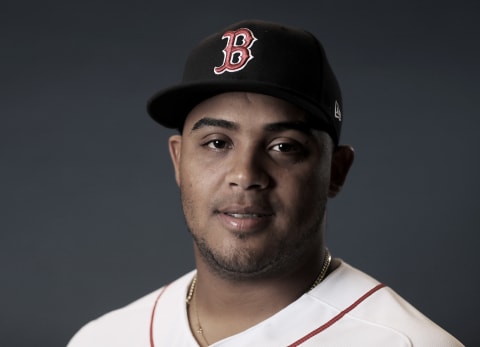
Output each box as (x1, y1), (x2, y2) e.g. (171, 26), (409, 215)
(181, 191), (327, 281)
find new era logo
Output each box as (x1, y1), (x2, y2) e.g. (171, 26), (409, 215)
(334, 100), (342, 121)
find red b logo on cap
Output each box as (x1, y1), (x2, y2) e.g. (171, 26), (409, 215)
(214, 28), (257, 75)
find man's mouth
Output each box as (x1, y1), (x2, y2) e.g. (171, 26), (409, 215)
(214, 206), (275, 232)
(224, 212), (272, 219)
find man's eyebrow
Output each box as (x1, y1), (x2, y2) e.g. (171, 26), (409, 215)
(264, 121), (314, 136)
(190, 117), (238, 132)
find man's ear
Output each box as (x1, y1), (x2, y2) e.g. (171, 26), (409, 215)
(328, 145), (355, 198)
(168, 135), (182, 187)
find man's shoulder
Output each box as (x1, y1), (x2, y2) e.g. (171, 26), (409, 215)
(306, 261), (464, 346)
(66, 270), (195, 347)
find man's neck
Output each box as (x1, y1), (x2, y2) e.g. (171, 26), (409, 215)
(188, 248), (331, 345)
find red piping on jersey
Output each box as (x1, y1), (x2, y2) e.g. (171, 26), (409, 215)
(149, 284), (169, 347)
(287, 283), (386, 347)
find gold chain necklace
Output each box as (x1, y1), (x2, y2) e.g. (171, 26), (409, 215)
(186, 275), (210, 345)
(308, 248), (332, 291)
(186, 249), (332, 345)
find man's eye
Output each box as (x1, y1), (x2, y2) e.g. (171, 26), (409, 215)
(271, 143), (298, 153)
(206, 139), (229, 149)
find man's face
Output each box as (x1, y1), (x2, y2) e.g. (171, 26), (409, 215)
(169, 92), (338, 279)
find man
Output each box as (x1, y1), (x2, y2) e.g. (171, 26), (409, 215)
(68, 20), (463, 346)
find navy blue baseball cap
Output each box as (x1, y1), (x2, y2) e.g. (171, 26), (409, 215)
(147, 20), (343, 144)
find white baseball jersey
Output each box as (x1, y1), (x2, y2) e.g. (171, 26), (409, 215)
(68, 261), (463, 346)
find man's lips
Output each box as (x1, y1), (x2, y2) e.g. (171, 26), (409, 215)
(222, 212), (274, 218)
(215, 205), (275, 218)
(214, 206), (275, 232)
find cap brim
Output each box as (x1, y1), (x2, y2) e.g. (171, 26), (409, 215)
(147, 80), (335, 139)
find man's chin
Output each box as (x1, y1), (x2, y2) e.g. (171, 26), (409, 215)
(198, 245), (288, 280)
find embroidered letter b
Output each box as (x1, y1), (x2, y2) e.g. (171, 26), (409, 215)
(214, 28), (257, 75)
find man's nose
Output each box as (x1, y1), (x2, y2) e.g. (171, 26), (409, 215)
(226, 149), (270, 190)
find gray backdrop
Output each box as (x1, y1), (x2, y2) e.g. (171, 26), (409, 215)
(2, 1), (479, 346)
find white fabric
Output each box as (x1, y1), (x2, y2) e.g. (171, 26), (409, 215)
(68, 261), (463, 346)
